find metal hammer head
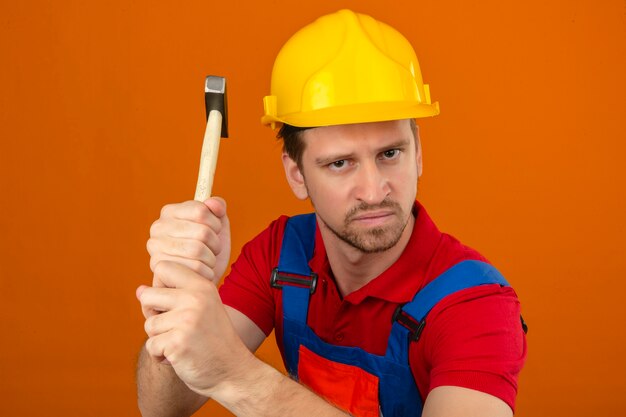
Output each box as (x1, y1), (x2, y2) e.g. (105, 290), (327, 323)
(204, 75), (228, 138)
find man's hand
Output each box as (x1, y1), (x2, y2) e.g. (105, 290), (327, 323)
(135, 197), (265, 416)
(136, 198), (349, 416)
(147, 198), (231, 286)
(137, 261), (255, 396)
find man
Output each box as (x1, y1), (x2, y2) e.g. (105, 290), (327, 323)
(136, 9), (527, 417)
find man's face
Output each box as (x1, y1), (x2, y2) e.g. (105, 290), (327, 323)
(284, 120), (421, 254)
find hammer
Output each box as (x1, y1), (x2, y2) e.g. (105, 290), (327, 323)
(194, 75), (228, 202)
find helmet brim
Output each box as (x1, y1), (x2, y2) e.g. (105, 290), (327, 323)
(262, 101), (440, 128)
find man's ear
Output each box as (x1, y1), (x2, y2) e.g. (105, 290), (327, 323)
(282, 153), (309, 200)
(415, 125), (423, 178)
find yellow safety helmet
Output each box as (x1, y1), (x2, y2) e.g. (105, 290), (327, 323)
(262, 9), (440, 129)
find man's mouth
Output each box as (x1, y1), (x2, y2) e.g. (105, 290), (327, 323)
(349, 210), (396, 226)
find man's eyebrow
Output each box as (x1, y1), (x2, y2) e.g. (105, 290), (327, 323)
(315, 152), (355, 166)
(378, 138), (412, 151)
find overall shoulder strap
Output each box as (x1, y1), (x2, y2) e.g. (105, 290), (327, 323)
(272, 213), (318, 325)
(402, 260), (509, 323)
(277, 213), (317, 277)
(386, 260), (510, 360)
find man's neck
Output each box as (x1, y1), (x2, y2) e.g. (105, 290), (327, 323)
(319, 214), (415, 297)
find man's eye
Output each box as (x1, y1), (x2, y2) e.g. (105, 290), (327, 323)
(330, 160), (346, 169)
(382, 149), (400, 159)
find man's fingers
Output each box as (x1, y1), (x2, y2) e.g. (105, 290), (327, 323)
(160, 200), (222, 233)
(138, 285), (183, 312)
(145, 328), (192, 365)
(136, 285), (148, 300)
(203, 197), (227, 219)
(152, 260), (209, 290)
(144, 309), (175, 337)
(149, 255), (215, 281)
(150, 218), (221, 249)
(145, 332), (169, 363)
(147, 236), (217, 269)
(137, 285), (160, 318)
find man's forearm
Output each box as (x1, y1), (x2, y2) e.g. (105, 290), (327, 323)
(209, 355), (349, 417)
(136, 345), (206, 417)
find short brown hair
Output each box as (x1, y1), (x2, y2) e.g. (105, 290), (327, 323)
(277, 119), (417, 170)
(277, 124), (311, 170)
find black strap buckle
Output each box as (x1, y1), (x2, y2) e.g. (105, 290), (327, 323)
(392, 304), (426, 342)
(270, 267), (318, 294)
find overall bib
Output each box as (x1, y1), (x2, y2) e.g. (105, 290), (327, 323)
(271, 214), (513, 417)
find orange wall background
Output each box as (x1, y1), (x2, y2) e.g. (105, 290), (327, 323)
(1, 1), (625, 416)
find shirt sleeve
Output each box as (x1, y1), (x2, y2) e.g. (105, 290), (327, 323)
(410, 284), (528, 412)
(218, 216), (288, 336)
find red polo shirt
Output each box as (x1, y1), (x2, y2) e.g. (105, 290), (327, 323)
(219, 202), (527, 411)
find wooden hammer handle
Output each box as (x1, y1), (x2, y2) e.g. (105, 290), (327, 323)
(194, 109), (223, 202)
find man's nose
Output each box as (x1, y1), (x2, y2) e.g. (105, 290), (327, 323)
(353, 161), (390, 204)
